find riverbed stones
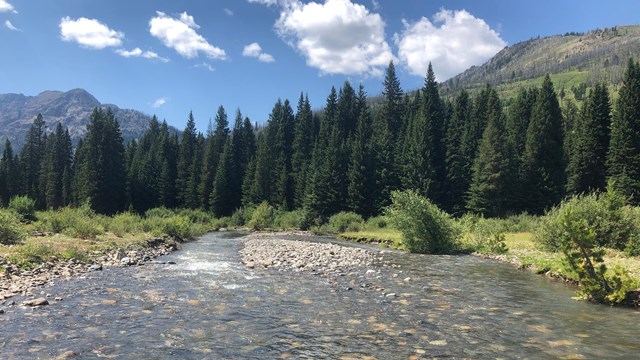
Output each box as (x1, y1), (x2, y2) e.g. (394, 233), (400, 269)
(240, 232), (376, 275)
(22, 297), (49, 307)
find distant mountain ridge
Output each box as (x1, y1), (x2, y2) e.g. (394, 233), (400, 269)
(440, 25), (640, 96)
(0, 88), (170, 149)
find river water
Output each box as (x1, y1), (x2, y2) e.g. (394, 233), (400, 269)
(0, 232), (638, 359)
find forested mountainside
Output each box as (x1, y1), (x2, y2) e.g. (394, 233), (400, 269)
(440, 25), (640, 98)
(0, 88), (175, 149)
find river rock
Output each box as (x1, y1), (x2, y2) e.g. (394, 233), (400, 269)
(89, 264), (102, 271)
(22, 298), (49, 307)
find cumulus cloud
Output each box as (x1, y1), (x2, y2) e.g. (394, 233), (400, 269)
(394, 9), (506, 81)
(116, 47), (169, 62)
(151, 97), (168, 108)
(247, 0), (277, 6)
(59, 17), (124, 49)
(242, 42), (275, 63)
(4, 20), (19, 31)
(149, 11), (226, 60)
(0, 0), (16, 13)
(275, 0), (394, 76)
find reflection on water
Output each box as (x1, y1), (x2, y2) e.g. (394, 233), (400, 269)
(0, 232), (638, 359)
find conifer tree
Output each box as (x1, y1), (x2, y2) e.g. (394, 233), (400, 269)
(566, 83), (611, 194)
(467, 89), (516, 217)
(381, 61), (404, 140)
(40, 122), (72, 209)
(185, 134), (204, 209)
(176, 111), (197, 208)
(291, 93), (313, 208)
(200, 106), (229, 209)
(444, 90), (471, 215)
(608, 59), (640, 203)
(347, 85), (374, 216)
(20, 114), (46, 206)
(210, 138), (235, 217)
(523, 75), (565, 213)
(0, 140), (17, 205)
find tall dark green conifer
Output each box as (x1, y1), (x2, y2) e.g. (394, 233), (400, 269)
(608, 59), (640, 203)
(523, 75), (565, 213)
(176, 111), (197, 208)
(20, 114), (46, 206)
(291, 93), (313, 208)
(467, 88), (516, 217)
(200, 106), (229, 209)
(347, 85), (374, 216)
(210, 138), (235, 217)
(566, 84), (611, 194)
(0, 140), (18, 205)
(444, 90), (471, 215)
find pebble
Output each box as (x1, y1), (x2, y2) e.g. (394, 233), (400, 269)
(22, 297), (49, 307)
(0, 309), (4, 314)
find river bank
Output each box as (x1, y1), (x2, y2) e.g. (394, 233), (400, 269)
(0, 235), (179, 306)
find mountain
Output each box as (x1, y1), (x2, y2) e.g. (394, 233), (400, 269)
(0, 88), (170, 149)
(440, 25), (640, 98)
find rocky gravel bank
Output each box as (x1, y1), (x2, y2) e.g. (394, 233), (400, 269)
(240, 232), (378, 274)
(0, 236), (179, 307)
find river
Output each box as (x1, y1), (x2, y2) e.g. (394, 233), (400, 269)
(0, 232), (638, 359)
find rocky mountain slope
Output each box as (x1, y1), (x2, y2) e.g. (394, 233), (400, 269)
(0, 88), (162, 149)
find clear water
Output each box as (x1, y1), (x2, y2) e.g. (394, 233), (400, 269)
(0, 232), (638, 359)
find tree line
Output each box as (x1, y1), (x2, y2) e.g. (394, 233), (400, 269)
(1, 59), (640, 220)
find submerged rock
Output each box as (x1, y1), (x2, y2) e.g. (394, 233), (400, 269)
(22, 297), (49, 307)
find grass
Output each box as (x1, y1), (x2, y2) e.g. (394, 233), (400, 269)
(339, 228), (403, 248)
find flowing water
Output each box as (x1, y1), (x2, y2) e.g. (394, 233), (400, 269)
(0, 232), (638, 359)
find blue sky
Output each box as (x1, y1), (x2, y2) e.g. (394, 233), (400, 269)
(1, 0), (639, 131)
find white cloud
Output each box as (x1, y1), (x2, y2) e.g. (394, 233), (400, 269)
(116, 47), (169, 62)
(0, 0), (16, 14)
(4, 20), (19, 31)
(248, 0), (277, 6)
(151, 97), (168, 108)
(59, 17), (124, 49)
(371, 0), (380, 10)
(195, 62), (215, 72)
(275, 0), (394, 76)
(394, 9), (506, 81)
(224, 8), (234, 16)
(242, 42), (275, 63)
(149, 11), (226, 60)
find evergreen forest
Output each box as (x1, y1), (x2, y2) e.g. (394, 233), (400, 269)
(2, 59), (640, 224)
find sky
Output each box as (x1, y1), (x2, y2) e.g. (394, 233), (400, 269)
(1, 0), (639, 131)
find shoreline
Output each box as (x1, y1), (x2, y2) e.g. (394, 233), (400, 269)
(0, 236), (180, 307)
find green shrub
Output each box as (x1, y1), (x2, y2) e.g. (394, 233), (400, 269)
(535, 187), (634, 252)
(273, 210), (306, 230)
(248, 201), (275, 230)
(0, 210), (25, 245)
(211, 216), (232, 230)
(466, 218), (508, 254)
(12, 242), (57, 267)
(60, 246), (89, 262)
(108, 212), (144, 237)
(36, 206), (105, 239)
(230, 206), (255, 227)
(177, 208), (213, 224)
(386, 190), (460, 254)
(365, 216), (390, 230)
(9, 195), (36, 222)
(145, 207), (175, 219)
(327, 211), (364, 233)
(161, 215), (193, 239)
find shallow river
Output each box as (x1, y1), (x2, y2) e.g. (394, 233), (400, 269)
(0, 232), (639, 359)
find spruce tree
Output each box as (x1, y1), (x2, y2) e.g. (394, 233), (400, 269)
(347, 85), (374, 216)
(176, 111), (197, 208)
(200, 106), (229, 209)
(523, 75), (565, 214)
(0, 140), (17, 205)
(467, 89), (516, 217)
(291, 93), (313, 208)
(444, 90), (471, 215)
(566, 84), (611, 194)
(20, 114), (46, 206)
(210, 138), (235, 217)
(607, 59), (640, 203)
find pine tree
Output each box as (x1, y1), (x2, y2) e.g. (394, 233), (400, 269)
(291, 93), (313, 208)
(0, 140), (18, 205)
(347, 85), (374, 216)
(566, 83), (611, 194)
(40, 122), (72, 209)
(381, 61), (404, 140)
(272, 99), (296, 210)
(176, 111), (197, 208)
(20, 114), (46, 206)
(337, 81), (358, 139)
(200, 106), (229, 209)
(210, 138), (235, 217)
(467, 88), (516, 217)
(444, 90), (471, 215)
(608, 59), (640, 203)
(186, 134), (204, 209)
(523, 75), (565, 214)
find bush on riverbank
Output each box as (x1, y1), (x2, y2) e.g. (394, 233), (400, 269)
(0, 210), (25, 245)
(9, 195), (37, 223)
(386, 190), (460, 254)
(248, 201), (276, 230)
